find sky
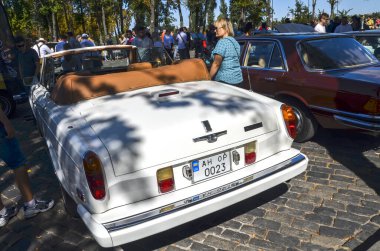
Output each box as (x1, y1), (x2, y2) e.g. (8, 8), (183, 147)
(170, 0), (378, 27)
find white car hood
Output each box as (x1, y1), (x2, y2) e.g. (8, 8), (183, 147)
(74, 81), (279, 176)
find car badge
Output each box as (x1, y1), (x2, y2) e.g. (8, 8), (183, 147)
(193, 130), (227, 143)
(202, 120), (212, 133)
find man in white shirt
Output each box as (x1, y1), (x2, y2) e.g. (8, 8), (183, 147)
(32, 38), (52, 57)
(314, 13), (329, 33)
(335, 16), (353, 33)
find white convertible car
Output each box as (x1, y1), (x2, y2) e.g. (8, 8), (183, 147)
(30, 45), (308, 247)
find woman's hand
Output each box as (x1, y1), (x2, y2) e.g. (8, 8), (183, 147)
(209, 54), (223, 80)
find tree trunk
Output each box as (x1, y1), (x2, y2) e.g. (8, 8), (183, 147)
(63, 3), (72, 31)
(265, 0), (271, 28)
(149, 0), (155, 33)
(312, 0), (316, 20)
(52, 12), (57, 41)
(176, 0), (183, 28)
(102, 5), (108, 36)
(240, 8), (245, 23)
(119, 0), (124, 34)
(79, 0), (86, 33)
(46, 15), (51, 39)
(330, 3), (335, 19)
(202, 0), (210, 31)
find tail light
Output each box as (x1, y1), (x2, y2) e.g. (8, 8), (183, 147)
(363, 97), (380, 115)
(244, 142), (256, 165)
(83, 151), (106, 200)
(281, 104), (297, 139)
(157, 167), (175, 193)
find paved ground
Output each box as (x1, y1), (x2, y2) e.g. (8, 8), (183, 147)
(0, 103), (379, 251)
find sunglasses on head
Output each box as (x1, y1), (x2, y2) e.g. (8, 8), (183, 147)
(17, 44), (25, 48)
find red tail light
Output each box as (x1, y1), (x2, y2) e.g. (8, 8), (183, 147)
(157, 167), (175, 193)
(244, 142), (256, 165)
(83, 151), (106, 200)
(281, 104), (297, 139)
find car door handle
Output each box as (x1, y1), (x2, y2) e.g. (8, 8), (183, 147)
(264, 77), (277, 82)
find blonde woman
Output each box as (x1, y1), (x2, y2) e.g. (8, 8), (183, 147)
(209, 17), (243, 86)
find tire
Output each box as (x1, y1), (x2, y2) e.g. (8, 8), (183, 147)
(60, 185), (79, 218)
(0, 91), (16, 117)
(280, 97), (318, 143)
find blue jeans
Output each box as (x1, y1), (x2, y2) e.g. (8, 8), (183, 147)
(0, 126), (26, 169)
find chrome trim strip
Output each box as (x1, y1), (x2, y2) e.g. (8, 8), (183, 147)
(103, 154), (306, 232)
(335, 115), (380, 131)
(309, 105), (380, 122)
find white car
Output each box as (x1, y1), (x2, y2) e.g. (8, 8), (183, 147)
(30, 45), (308, 248)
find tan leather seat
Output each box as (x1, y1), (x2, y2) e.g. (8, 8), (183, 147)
(51, 59), (210, 105)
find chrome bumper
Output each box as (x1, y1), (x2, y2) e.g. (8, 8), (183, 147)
(78, 153), (308, 247)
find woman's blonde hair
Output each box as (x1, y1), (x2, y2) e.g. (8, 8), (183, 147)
(214, 17), (234, 37)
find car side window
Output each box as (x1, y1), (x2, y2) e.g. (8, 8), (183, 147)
(244, 41), (274, 69)
(269, 44), (285, 70)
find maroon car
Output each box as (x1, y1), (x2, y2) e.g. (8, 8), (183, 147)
(236, 33), (380, 142)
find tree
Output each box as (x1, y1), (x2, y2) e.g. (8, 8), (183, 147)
(219, 0), (228, 18)
(327, 0), (338, 19)
(207, 0), (217, 26)
(289, 0), (310, 24)
(175, 0), (183, 28)
(312, 0), (317, 20)
(230, 0), (266, 31)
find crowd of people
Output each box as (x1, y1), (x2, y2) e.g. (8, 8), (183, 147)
(312, 13), (380, 33)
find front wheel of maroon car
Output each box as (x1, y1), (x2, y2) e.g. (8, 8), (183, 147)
(280, 98), (318, 143)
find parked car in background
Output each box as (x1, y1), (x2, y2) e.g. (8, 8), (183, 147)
(236, 33), (380, 142)
(346, 30), (380, 60)
(30, 45), (308, 247)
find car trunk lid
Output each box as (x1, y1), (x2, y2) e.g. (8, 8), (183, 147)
(75, 81), (279, 176)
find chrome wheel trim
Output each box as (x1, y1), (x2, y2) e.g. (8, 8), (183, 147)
(291, 106), (304, 133)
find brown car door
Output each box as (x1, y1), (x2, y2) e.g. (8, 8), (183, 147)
(241, 40), (286, 97)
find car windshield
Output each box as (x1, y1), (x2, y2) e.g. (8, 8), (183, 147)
(299, 37), (378, 70)
(49, 47), (134, 75)
(355, 35), (380, 60)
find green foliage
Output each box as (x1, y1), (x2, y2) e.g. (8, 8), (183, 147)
(219, 0), (228, 19)
(288, 0), (310, 24)
(229, 0), (267, 31)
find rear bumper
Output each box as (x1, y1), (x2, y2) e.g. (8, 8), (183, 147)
(78, 153), (308, 248)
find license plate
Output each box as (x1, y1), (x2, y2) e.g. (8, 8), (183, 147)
(192, 152), (231, 183)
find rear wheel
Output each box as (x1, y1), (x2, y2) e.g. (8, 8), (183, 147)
(279, 97), (318, 143)
(60, 185), (79, 218)
(0, 91), (16, 117)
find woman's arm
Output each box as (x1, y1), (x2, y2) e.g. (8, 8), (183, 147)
(209, 54), (223, 80)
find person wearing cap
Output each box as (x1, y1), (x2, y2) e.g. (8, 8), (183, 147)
(32, 38), (52, 58)
(80, 33), (95, 48)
